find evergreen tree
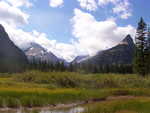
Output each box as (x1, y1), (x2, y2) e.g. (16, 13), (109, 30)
(69, 63), (74, 72)
(145, 26), (150, 73)
(134, 18), (148, 76)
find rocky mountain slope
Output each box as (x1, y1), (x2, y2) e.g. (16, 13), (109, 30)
(0, 24), (28, 72)
(79, 35), (135, 65)
(24, 42), (60, 63)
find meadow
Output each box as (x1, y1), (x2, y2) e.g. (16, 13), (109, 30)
(83, 97), (150, 113)
(1, 71), (150, 112)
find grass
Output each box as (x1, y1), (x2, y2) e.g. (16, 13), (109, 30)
(0, 70), (150, 109)
(11, 71), (150, 89)
(83, 97), (150, 113)
(0, 88), (111, 108)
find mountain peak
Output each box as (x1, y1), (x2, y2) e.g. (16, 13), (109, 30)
(122, 35), (133, 43)
(79, 34), (135, 65)
(0, 24), (4, 29)
(119, 35), (134, 46)
(24, 42), (60, 63)
(0, 24), (6, 33)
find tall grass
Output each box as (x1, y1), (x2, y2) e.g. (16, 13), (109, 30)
(0, 88), (112, 108)
(0, 71), (150, 108)
(12, 71), (150, 89)
(83, 97), (150, 113)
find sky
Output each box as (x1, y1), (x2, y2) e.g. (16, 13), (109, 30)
(0, 0), (149, 62)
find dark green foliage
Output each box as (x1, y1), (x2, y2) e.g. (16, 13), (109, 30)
(5, 97), (20, 108)
(77, 35), (135, 68)
(0, 24), (135, 74)
(134, 18), (150, 76)
(69, 34), (135, 74)
(28, 59), (67, 72)
(72, 63), (133, 74)
(49, 62), (132, 74)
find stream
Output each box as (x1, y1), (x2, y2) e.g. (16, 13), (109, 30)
(0, 107), (84, 113)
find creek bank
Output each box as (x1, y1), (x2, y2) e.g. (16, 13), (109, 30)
(0, 95), (137, 111)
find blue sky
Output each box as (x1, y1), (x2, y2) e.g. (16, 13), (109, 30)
(0, 0), (149, 61)
(23, 0), (150, 43)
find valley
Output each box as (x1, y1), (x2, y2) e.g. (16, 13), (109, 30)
(0, 71), (150, 113)
(0, 3), (149, 112)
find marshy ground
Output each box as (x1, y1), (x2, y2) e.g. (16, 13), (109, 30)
(0, 71), (150, 113)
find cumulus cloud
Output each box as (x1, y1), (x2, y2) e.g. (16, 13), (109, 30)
(99, 0), (132, 19)
(71, 9), (135, 56)
(1, 22), (77, 61)
(0, 1), (29, 26)
(0, 0), (135, 61)
(0, 0), (76, 61)
(77, 0), (132, 19)
(5, 0), (33, 8)
(49, 0), (64, 8)
(31, 30), (77, 61)
(77, 0), (97, 11)
(113, 0), (132, 19)
(98, 0), (118, 6)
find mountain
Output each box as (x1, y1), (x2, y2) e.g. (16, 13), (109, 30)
(24, 42), (60, 63)
(80, 35), (135, 65)
(72, 55), (89, 64)
(0, 24), (28, 72)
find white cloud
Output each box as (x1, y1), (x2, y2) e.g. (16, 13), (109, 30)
(0, 1), (29, 26)
(5, 0), (33, 8)
(77, 0), (132, 19)
(77, 0), (97, 11)
(98, 0), (132, 19)
(71, 9), (135, 56)
(49, 0), (64, 8)
(1, 22), (76, 61)
(98, 0), (118, 6)
(0, 0), (135, 62)
(113, 0), (132, 19)
(0, 0), (77, 61)
(31, 30), (77, 61)
(54, 43), (77, 61)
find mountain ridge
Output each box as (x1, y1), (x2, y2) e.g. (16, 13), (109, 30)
(77, 35), (135, 65)
(24, 42), (60, 63)
(0, 24), (28, 72)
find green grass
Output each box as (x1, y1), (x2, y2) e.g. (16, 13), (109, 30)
(11, 70), (150, 89)
(0, 71), (150, 108)
(83, 97), (150, 113)
(0, 88), (111, 108)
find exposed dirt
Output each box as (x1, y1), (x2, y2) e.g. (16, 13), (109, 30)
(107, 95), (135, 100)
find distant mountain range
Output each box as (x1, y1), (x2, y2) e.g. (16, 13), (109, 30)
(0, 24), (135, 70)
(74, 35), (135, 65)
(24, 42), (60, 63)
(23, 42), (69, 65)
(71, 55), (89, 64)
(0, 24), (28, 72)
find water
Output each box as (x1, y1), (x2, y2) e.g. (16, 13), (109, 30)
(0, 107), (84, 113)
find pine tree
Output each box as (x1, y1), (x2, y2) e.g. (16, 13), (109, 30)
(145, 26), (150, 73)
(134, 18), (148, 76)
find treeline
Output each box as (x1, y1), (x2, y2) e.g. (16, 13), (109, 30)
(74, 63), (133, 74)
(27, 59), (133, 74)
(28, 60), (67, 72)
(1, 17), (149, 75)
(25, 18), (150, 75)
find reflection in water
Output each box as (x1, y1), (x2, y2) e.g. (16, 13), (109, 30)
(0, 107), (84, 113)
